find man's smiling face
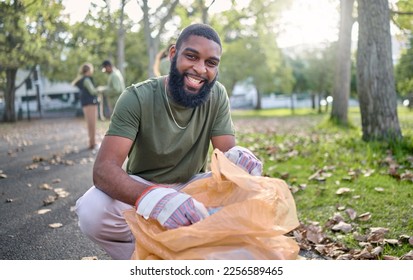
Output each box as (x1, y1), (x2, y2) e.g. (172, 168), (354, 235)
(167, 35), (221, 108)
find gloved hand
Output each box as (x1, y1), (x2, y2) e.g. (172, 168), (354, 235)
(225, 146), (263, 176)
(135, 186), (209, 229)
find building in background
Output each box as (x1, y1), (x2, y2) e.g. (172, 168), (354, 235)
(0, 68), (81, 120)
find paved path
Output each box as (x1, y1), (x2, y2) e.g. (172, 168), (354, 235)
(0, 117), (110, 260)
(0, 116), (325, 260)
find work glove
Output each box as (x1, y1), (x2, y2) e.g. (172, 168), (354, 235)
(225, 146), (263, 176)
(135, 186), (209, 229)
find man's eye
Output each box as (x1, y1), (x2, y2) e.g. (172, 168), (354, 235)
(207, 60), (218, 67)
(185, 54), (196, 60)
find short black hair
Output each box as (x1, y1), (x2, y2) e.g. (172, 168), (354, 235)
(101, 60), (112, 67)
(175, 23), (222, 51)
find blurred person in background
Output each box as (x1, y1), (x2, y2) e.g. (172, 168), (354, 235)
(99, 60), (125, 118)
(72, 63), (99, 150)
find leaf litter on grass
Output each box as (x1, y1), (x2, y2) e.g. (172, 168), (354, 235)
(233, 116), (413, 260)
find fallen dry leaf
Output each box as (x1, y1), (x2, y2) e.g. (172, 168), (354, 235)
(400, 250), (413, 260)
(43, 194), (58, 206)
(353, 247), (375, 259)
(383, 239), (399, 245)
(345, 208), (357, 220)
(37, 209), (51, 215)
(358, 212), (372, 221)
(370, 227), (390, 235)
(26, 163), (39, 170)
(48, 223), (63, 229)
(54, 188), (70, 198)
(308, 169), (323, 181)
(32, 156), (45, 162)
(382, 255), (399, 260)
(331, 221), (352, 233)
(353, 232), (367, 242)
(371, 246), (383, 256)
(306, 223), (326, 244)
(81, 256), (98, 260)
(39, 183), (52, 190)
(367, 227), (389, 243)
(336, 188), (351, 195)
(363, 169), (375, 177)
(400, 171), (413, 182)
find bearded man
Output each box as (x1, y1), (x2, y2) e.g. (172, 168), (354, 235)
(75, 23), (262, 260)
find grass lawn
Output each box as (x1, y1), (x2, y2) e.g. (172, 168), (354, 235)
(231, 106), (413, 259)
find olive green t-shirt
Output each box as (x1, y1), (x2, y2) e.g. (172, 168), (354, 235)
(107, 76), (235, 183)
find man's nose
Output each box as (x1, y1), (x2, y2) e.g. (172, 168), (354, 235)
(193, 60), (207, 74)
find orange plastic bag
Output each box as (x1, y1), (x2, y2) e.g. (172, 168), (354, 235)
(123, 149), (300, 260)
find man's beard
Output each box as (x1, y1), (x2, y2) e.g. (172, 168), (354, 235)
(167, 55), (217, 108)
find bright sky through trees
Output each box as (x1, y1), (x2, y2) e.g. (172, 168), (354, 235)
(62, 0), (341, 48)
(276, 0), (339, 48)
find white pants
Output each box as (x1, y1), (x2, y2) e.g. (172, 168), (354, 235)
(75, 173), (212, 260)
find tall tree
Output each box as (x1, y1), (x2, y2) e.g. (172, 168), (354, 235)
(137, 0), (179, 78)
(330, 0), (355, 125)
(303, 45), (336, 113)
(216, 0), (293, 108)
(357, 0), (402, 141)
(117, 0), (128, 76)
(0, 0), (68, 122)
(102, 0), (128, 76)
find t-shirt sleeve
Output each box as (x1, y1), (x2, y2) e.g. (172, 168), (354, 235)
(106, 86), (141, 140)
(83, 77), (98, 95)
(211, 84), (235, 137)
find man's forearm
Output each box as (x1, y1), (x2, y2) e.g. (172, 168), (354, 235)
(93, 161), (150, 206)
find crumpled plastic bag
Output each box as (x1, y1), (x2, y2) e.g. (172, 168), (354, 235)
(123, 149), (300, 260)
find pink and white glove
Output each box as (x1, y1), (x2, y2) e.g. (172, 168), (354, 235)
(135, 186), (209, 229)
(225, 146), (263, 176)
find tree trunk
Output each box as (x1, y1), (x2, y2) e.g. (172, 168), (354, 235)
(117, 0), (126, 77)
(3, 68), (18, 122)
(139, 0), (179, 78)
(357, 0), (402, 141)
(104, 0), (115, 62)
(331, 0), (355, 125)
(255, 86), (262, 110)
(311, 92), (316, 109)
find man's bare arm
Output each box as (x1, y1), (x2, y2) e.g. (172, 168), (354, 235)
(93, 135), (150, 206)
(211, 134), (236, 153)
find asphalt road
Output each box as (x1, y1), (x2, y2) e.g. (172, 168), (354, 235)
(0, 116), (326, 261)
(0, 117), (111, 260)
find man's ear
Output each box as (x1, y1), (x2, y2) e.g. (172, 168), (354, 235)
(168, 44), (177, 60)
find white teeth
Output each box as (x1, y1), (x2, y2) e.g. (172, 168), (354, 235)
(188, 76), (201, 84)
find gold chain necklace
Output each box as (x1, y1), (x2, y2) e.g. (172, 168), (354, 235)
(164, 81), (188, 130)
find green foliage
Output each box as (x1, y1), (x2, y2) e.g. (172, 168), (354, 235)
(123, 30), (148, 85)
(233, 108), (413, 258)
(212, 0), (294, 96)
(0, 0), (68, 69)
(392, 0), (413, 31)
(395, 36), (413, 98)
